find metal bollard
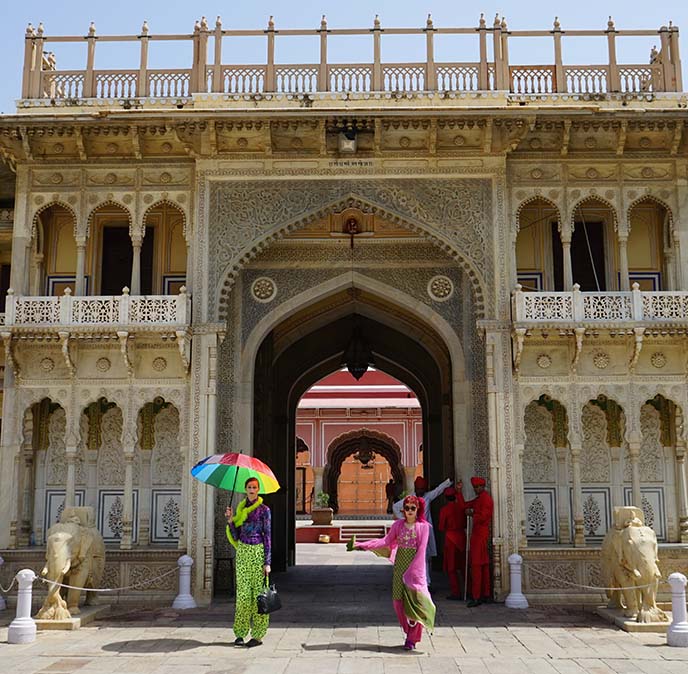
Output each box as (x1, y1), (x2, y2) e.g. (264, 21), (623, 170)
(505, 553), (529, 609)
(7, 569), (37, 644)
(0, 555), (6, 611)
(667, 572), (688, 647)
(172, 555), (197, 610)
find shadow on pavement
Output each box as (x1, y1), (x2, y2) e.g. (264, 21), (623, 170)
(302, 642), (405, 654)
(101, 638), (224, 653)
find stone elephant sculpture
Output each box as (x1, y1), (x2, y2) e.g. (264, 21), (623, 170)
(601, 506), (668, 624)
(36, 506), (106, 620)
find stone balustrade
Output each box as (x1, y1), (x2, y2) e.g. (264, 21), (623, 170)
(19, 15), (682, 104)
(3, 287), (191, 328)
(512, 283), (688, 324)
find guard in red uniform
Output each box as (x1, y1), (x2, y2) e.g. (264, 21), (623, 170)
(438, 481), (466, 600)
(465, 476), (493, 607)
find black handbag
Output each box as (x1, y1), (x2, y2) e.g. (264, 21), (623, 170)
(257, 577), (282, 614)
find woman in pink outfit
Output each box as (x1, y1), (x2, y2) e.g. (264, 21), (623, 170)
(349, 494), (436, 650)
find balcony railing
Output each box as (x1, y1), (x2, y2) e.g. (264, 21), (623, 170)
(512, 284), (688, 324)
(19, 16), (683, 103)
(3, 288), (191, 327)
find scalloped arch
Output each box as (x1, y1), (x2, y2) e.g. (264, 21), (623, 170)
(142, 199), (189, 236)
(325, 427), (403, 464)
(569, 195), (619, 232)
(31, 201), (78, 240)
(626, 195), (674, 232)
(86, 200), (133, 237)
(515, 195), (562, 232)
(217, 194), (488, 322)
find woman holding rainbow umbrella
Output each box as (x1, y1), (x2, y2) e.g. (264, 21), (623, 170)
(191, 452), (280, 648)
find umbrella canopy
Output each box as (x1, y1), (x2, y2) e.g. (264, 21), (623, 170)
(190, 452), (280, 494)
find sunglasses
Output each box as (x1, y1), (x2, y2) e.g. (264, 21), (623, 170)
(403, 505), (417, 511)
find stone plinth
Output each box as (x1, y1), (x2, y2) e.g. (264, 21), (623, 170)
(35, 604), (109, 630)
(596, 606), (671, 633)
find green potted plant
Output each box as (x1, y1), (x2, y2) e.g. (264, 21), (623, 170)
(312, 491), (333, 526)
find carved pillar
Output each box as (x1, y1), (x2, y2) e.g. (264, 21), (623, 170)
(64, 425), (79, 509)
(555, 447), (571, 543)
(120, 435), (135, 550)
(676, 440), (688, 543)
(561, 233), (573, 289)
(139, 451), (152, 546)
(627, 431), (642, 509)
(130, 237), (142, 295)
(570, 440), (585, 546)
(665, 249), (675, 291)
(18, 446), (34, 546)
(85, 449), (98, 512)
(75, 237), (87, 295)
(32, 252), (44, 295)
(312, 466), (324, 497)
(515, 441), (526, 548)
(618, 234), (630, 291)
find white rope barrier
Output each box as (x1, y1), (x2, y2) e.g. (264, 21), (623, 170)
(0, 576), (18, 594)
(36, 566), (179, 593)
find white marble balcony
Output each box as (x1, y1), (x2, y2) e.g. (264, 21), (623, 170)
(3, 286), (191, 329)
(512, 283), (688, 326)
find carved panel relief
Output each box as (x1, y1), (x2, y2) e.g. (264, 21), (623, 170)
(152, 406), (182, 485)
(523, 402), (556, 483)
(580, 404), (611, 483)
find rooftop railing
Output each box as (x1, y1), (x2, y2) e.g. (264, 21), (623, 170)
(512, 284), (688, 324)
(20, 15), (683, 102)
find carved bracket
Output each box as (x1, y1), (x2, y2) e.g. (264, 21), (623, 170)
(175, 330), (191, 372)
(57, 330), (76, 377)
(512, 327), (526, 372)
(117, 330), (134, 377)
(571, 327), (585, 374)
(1, 331), (18, 379)
(629, 327), (645, 373)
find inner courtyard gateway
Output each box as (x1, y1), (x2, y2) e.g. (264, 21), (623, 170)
(1, 15), (688, 605)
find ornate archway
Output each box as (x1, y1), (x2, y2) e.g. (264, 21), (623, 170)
(323, 428), (406, 513)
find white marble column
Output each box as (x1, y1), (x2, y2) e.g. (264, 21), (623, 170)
(515, 442), (527, 548)
(627, 434), (642, 510)
(562, 235), (574, 289)
(85, 450), (98, 512)
(32, 252), (44, 295)
(610, 445), (624, 510)
(130, 237), (142, 295)
(74, 237), (87, 295)
(18, 448), (34, 546)
(312, 466), (325, 497)
(555, 447), (571, 543)
(618, 234), (630, 291)
(64, 451), (77, 509)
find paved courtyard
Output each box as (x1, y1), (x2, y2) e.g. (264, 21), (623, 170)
(1, 543), (687, 674)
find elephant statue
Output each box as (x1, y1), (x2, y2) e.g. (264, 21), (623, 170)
(601, 506), (668, 624)
(36, 506), (106, 620)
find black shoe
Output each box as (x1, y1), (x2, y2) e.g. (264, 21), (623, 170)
(466, 599), (481, 608)
(245, 638), (263, 648)
(233, 637), (245, 646)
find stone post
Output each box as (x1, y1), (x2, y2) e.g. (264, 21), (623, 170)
(372, 15), (382, 91)
(172, 555), (197, 609)
(659, 27), (674, 92)
(478, 14), (488, 90)
(492, 15), (504, 90)
(606, 17), (620, 92)
(84, 22), (97, 98)
(130, 236), (142, 295)
(211, 17), (223, 93)
(138, 21), (150, 97)
(667, 573), (688, 647)
(425, 15), (436, 91)
(570, 443), (585, 546)
(553, 18), (564, 92)
(74, 237), (87, 295)
(505, 554), (528, 609)
(265, 17), (276, 92)
(318, 16), (328, 92)
(7, 569), (36, 644)
(670, 24), (682, 92)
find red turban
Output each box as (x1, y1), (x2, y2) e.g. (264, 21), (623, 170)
(414, 476), (428, 490)
(471, 476), (486, 488)
(443, 486), (455, 497)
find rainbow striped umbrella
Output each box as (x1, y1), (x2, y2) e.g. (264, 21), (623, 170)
(190, 452), (280, 494)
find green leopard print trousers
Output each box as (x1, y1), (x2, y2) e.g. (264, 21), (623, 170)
(233, 541), (269, 640)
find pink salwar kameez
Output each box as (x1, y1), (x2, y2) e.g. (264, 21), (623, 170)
(354, 518), (436, 647)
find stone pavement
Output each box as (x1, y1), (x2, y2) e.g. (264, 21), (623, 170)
(1, 543), (687, 674)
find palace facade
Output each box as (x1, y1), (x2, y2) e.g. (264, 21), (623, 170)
(0, 14), (687, 604)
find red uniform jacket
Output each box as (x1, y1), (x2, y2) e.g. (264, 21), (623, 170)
(466, 490), (493, 566)
(438, 492), (467, 551)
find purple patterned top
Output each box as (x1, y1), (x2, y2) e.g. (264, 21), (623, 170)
(229, 500), (272, 565)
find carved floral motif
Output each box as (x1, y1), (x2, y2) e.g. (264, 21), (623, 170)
(523, 402), (555, 483)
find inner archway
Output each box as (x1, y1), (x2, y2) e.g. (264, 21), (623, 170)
(249, 284), (463, 571)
